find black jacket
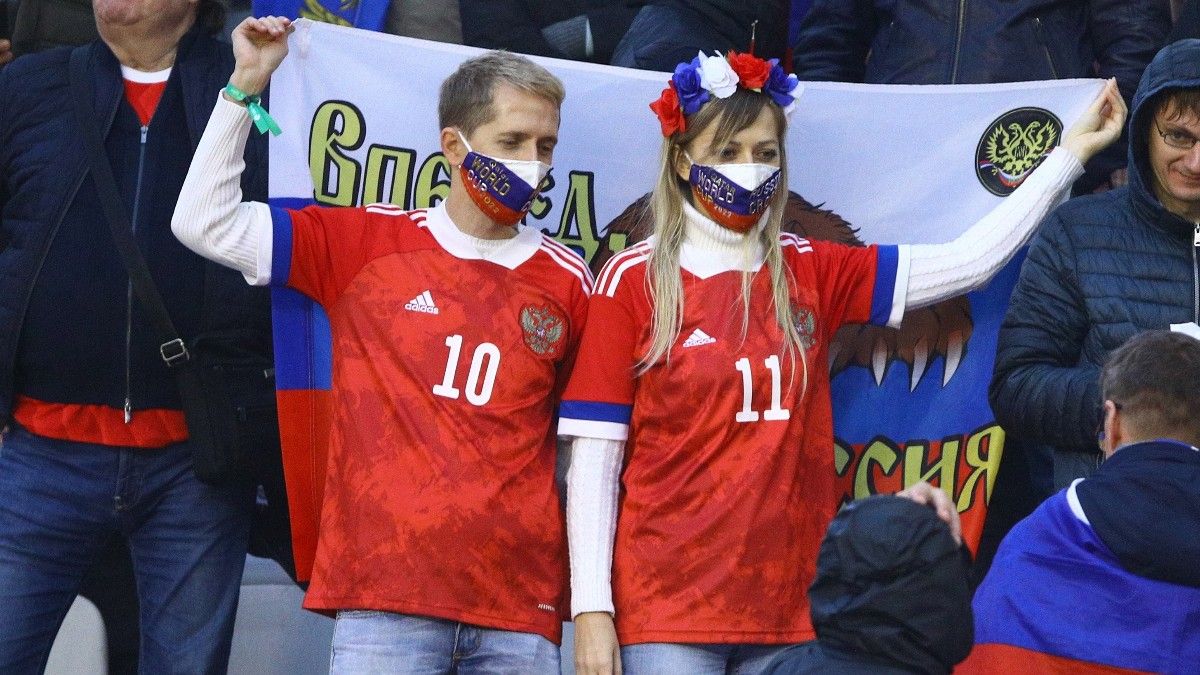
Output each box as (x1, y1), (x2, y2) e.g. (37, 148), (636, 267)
(989, 39), (1200, 487)
(1076, 440), (1200, 588)
(793, 0), (1170, 188)
(793, 0), (1169, 91)
(0, 27), (270, 426)
(460, 0), (645, 63)
(763, 496), (974, 674)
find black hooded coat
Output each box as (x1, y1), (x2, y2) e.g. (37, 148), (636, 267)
(762, 496), (973, 674)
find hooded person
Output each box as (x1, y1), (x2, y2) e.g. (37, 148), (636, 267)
(991, 38), (1200, 495)
(963, 330), (1200, 674)
(761, 495), (973, 675)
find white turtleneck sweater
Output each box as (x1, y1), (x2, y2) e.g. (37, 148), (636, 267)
(168, 93), (1083, 619)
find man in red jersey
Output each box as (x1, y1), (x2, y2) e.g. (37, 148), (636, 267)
(172, 16), (591, 673)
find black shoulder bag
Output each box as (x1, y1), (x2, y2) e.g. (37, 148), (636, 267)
(67, 48), (268, 486)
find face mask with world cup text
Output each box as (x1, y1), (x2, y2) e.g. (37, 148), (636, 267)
(457, 131), (552, 227)
(687, 153), (781, 233)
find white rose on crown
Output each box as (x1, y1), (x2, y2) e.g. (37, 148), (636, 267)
(697, 51), (740, 99)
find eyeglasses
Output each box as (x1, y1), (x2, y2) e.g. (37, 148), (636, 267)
(1154, 120), (1200, 151)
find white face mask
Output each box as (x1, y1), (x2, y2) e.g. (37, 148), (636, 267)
(716, 162), (781, 191)
(458, 131), (551, 189)
(685, 152), (779, 191)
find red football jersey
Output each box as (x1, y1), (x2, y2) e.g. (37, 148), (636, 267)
(559, 234), (906, 644)
(271, 202), (591, 643)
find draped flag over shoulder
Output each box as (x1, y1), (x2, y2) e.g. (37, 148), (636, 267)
(267, 19), (1102, 581)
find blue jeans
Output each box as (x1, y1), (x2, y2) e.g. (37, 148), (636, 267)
(0, 426), (253, 674)
(621, 642), (795, 675)
(330, 611), (560, 674)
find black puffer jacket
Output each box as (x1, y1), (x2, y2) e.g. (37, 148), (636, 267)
(794, 0), (1169, 91)
(989, 39), (1200, 489)
(793, 0), (1170, 188)
(762, 496), (974, 674)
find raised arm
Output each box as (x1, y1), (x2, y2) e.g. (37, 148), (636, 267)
(905, 79), (1127, 309)
(171, 16), (292, 285)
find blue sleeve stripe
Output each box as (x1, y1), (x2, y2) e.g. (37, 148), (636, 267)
(269, 206), (294, 287)
(560, 400), (632, 424)
(869, 244), (899, 326)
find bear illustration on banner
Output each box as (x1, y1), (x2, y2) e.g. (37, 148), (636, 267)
(594, 193), (995, 533)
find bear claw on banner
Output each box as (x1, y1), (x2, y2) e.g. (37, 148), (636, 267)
(829, 297), (973, 390)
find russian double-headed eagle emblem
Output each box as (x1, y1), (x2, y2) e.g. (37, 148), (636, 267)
(521, 305), (566, 358)
(976, 108), (1063, 196)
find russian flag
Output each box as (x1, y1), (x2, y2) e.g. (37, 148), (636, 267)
(269, 198), (332, 582)
(959, 489), (1200, 674)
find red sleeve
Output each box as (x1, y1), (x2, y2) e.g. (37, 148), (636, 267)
(269, 204), (393, 308)
(795, 237), (906, 331)
(552, 270), (593, 402)
(557, 253), (646, 441)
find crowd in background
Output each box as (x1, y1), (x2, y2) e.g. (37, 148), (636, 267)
(1, 1), (1198, 673)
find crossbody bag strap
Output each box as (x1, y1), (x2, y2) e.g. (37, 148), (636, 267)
(68, 46), (189, 366)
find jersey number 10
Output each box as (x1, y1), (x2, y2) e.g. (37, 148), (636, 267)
(433, 335), (500, 406)
(734, 355), (791, 423)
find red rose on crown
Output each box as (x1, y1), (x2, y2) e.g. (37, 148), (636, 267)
(650, 82), (686, 136)
(726, 52), (771, 90)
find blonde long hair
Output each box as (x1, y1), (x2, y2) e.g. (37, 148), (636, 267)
(639, 89), (808, 393)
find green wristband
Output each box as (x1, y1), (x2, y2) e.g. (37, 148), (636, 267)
(224, 82), (282, 137)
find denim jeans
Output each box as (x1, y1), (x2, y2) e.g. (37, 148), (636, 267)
(621, 642), (795, 675)
(0, 426), (253, 674)
(330, 611), (560, 674)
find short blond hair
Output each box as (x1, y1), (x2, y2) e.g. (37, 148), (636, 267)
(438, 51), (565, 135)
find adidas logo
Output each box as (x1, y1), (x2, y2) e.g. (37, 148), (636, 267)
(682, 328), (716, 348)
(404, 290), (439, 315)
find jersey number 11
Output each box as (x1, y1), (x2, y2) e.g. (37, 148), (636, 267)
(734, 355), (791, 423)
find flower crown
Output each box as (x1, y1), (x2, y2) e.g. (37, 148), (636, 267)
(649, 51), (802, 137)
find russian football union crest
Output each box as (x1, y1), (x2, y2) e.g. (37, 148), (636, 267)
(793, 305), (817, 350)
(520, 305), (566, 358)
(975, 107), (1062, 196)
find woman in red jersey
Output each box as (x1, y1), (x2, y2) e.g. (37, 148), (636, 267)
(557, 51), (1125, 675)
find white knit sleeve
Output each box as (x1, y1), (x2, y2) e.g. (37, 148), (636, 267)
(567, 435), (624, 618)
(171, 94), (274, 286)
(905, 147), (1084, 308)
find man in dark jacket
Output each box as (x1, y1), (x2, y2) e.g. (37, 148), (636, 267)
(762, 491), (974, 674)
(990, 39), (1200, 493)
(963, 331), (1200, 673)
(793, 0), (1171, 193)
(0, 1), (271, 672)
(461, 0), (644, 64)
(610, 0), (790, 71)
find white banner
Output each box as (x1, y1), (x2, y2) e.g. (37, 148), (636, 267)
(268, 19), (1102, 561)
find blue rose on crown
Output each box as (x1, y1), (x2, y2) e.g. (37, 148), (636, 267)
(650, 51), (803, 136)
